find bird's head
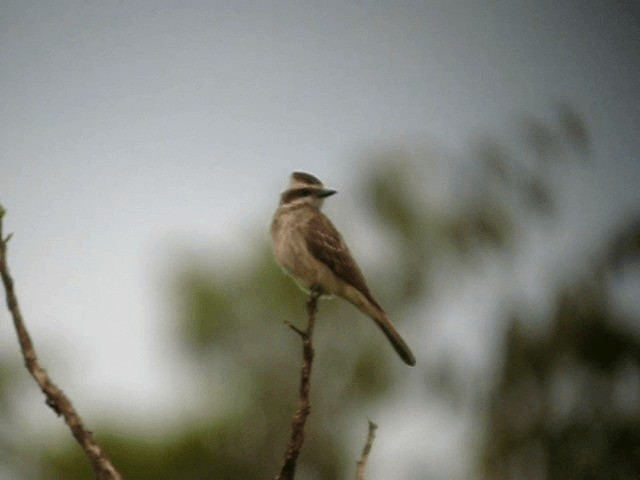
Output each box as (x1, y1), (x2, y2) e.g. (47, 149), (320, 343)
(279, 172), (337, 209)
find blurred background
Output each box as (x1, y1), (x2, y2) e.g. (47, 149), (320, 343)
(1, 1), (639, 479)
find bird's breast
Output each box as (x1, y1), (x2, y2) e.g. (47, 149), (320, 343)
(271, 210), (324, 290)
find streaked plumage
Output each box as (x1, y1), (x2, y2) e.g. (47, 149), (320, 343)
(270, 172), (416, 366)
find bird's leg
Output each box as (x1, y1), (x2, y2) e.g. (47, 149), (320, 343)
(309, 285), (323, 302)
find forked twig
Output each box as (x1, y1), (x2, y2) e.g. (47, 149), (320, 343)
(0, 206), (122, 480)
(274, 290), (321, 480)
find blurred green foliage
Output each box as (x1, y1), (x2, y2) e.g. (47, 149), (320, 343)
(483, 221), (640, 479)
(0, 104), (637, 479)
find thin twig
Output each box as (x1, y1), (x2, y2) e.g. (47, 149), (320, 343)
(0, 207), (123, 480)
(356, 420), (378, 480)
(274, 290), (321, 480)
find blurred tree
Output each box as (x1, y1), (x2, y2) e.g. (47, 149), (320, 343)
(480, 104), (640, 479)
(483, 219), (640, 480)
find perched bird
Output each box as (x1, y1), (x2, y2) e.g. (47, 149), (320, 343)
(270, 172), (416, 366)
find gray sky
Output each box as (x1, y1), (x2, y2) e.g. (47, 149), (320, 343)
(1, 1), (639, 478)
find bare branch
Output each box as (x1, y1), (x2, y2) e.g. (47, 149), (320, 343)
(356, 420), (378, 480)
(274, 290), (321, 480)
(0, 207), (123, 480)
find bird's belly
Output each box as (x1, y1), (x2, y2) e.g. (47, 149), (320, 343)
(273, 232), (340, 295)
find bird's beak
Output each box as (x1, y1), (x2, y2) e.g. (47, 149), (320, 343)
(316, 188), (337, 198)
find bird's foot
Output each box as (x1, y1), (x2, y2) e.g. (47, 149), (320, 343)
(309, 285), (323, 300)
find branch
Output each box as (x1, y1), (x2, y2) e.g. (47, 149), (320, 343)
(356, 420), (378, 480)
(274, 290), (321, 480)
(0, 206), (123, 480)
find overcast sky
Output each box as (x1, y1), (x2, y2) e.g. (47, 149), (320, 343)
(1, 1), (639, 478)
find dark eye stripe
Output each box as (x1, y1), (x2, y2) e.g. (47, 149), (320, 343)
(281, 188), (313, 204)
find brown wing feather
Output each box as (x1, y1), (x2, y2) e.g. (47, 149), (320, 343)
(305, 214), (382, 310)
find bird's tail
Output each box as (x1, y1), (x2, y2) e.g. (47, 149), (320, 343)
(341, 285), (416, 366)
(371, 312), (416, 366)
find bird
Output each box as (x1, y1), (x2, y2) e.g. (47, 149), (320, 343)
(270, 171), (416, 366)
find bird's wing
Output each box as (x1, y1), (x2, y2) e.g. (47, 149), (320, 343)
(305, 213), (382, 310)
